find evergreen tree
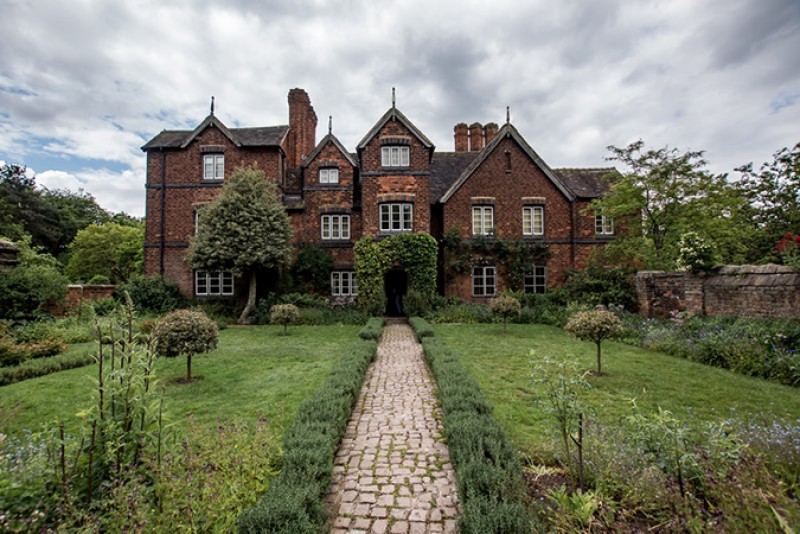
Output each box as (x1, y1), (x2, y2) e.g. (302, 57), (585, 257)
(189, 166), (292, 324)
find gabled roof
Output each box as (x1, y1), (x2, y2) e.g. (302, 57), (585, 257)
(554, 167), (616, 199)
(141, 114), (289, 151)
(438, 123), (575, 203)
(357, 106), (434, 150)
(302, 133), (358, 168)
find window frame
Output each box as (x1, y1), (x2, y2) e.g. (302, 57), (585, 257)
(595, 213), (614, 235)
(472, 265), (496, 297)
(523, 264), (547, 294)
(379, 203), (413, 233)
(331, 271), (358, 297)
(321, 214), (351, 240)
(195, 271), (234, 296)
(522, 205), (544, 236)
(381, 146), (410, 167)
(319, 167), (339, 184)
(202, 153), (224, 181)
(472, 205), (494, 236)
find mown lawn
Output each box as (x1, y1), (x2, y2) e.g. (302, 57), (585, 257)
(0, 324), (359, 437)
(434, 323), (800, 456)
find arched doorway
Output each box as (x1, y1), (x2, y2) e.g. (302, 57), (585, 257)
(383, 261), (408, 316)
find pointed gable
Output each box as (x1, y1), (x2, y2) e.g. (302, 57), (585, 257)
(357, 106), (434, 153)
(179, 114), (241, 149)
(303, 133), (357, 168)
(438, 123), (575, 203)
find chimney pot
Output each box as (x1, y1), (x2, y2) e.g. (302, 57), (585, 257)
(454, 123), (469, 152)
(468, 122), (484, 151)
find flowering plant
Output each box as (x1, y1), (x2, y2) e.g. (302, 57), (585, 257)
(776, 233), (800, 271)
(676, 231), (718, 273)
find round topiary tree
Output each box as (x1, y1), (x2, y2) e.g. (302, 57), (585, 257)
(270, 303), (299, 335)
(564, 309), (624, 375)
(490, 294), (521, 333)
(153, 309), (219, 382)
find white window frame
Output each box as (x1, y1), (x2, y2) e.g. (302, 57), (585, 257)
(472, 206), (494, 236)
(524, 265), (547, 294)
(195, 271), (234, 296)
(321, 214), (350, 240)
(381, 146), (410, 167)
(203, 154), (224, 180)
(319, 167), (339, 184)
(331, 271), (358, 296)
(595, 213), (614, 235)
(523, 206), (544, 236)
(472, 266), (496, 297)
(380, 203), (413, 233)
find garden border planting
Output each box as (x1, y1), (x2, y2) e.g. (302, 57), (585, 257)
(410, 317), (537, 533)
(0, 346), (95, 386)
(237, 319), (383, 533)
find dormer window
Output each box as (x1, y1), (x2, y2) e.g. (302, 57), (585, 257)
(319, 167), (339, 184)
(381, 146), (409, 167)
(203, 154), (224, 180)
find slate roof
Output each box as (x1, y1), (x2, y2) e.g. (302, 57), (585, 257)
(429, 152), (479, 200)
(141, 115), (289, 150)
(554, 167), (616, 198)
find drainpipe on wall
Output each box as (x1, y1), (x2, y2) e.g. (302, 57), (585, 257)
(569, 201), (576, 267)
(159, 147), (166, 276)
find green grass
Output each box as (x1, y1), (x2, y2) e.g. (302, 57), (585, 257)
(434, 323), (800, 456)
(0, 325), (359, 437)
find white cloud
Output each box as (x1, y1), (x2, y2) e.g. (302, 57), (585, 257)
(0, 0), (798, 216)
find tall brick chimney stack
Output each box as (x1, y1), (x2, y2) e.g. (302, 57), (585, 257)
(483, 123), (499, 146)
(468, 122), (484, 152)
(454, 123), (469, 152)
(288, 88), (317, 168)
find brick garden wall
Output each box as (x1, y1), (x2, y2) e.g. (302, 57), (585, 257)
(636, 265), (800, 319)
(46, 285), (116, 317)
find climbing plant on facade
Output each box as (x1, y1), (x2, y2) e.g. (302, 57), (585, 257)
(354, 233), (438, 315)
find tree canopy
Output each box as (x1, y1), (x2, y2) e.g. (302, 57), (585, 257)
(589, 140), (751, 270)
(66, 222), (144, 283)
(189, 166), (293, 323)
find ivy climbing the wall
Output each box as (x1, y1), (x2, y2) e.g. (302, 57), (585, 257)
(354, 233), (438, 315)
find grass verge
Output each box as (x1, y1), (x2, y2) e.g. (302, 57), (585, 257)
(237, 319), (382, 533)
(411, 317), (537, 533)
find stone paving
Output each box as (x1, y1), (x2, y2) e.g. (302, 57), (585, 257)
(326, 321), (460, 534)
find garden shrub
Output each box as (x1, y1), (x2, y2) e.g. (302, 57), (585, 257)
(290, 244), (334, 294)
(358, 317), (385, 340)
(410, 318), (537, 532)
(0, 348), (95, 386)
(490, 294), (521, 332)
(564, 309), (624, 375)
(117, 274), (186, 314)
(270, 303), (299, 334)
(86, 274), (111, 284)
(560, 264), (637, 310)
(238, 335), (379, 533)
(408, 316), (434, 340)
(153, 309), (219, 382)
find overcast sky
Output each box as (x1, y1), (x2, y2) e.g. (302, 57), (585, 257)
(1, 0), (798, 217)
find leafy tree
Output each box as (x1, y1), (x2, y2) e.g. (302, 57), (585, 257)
(41, 188), (110, 256)
(736, 141), (800, 263)
(290, 244), (333, 294)
(590, 141), (751, 270)
(153, 309), (219, 382)
(0, 163), (63, 253)
(0, 237), (68, 319)
(564, 309), (624, 375)
(65, 222), (144, 283)
(189, 166), (293, 324)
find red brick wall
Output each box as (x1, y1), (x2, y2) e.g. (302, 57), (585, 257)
(46, 285), (116, 317)
(359, 118), (431, 237)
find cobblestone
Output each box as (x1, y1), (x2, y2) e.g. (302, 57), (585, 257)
(327, 322), (460, 533)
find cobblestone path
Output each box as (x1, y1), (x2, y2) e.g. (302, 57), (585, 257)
(326, 322), (460, 534)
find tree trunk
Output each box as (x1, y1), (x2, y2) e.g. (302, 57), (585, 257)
(238, 271), (257, 325)
(187, 353), (192, 382)
(596, 341), (602, 375)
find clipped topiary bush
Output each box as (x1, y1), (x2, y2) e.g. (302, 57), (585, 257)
(564, 309), (624, 375)
(270, 303), (299, 335)
(358, 317), (385, 341)
(490, 295), (521, 332)
(153, 309), (219, 382)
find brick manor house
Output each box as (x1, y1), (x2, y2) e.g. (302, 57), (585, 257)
(142, 88), (614, 302)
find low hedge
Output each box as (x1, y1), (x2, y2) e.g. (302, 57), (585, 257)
(0, 348), (95, 386)
(237, 320), (382, 533)
(408, 316), (434, 341)
(358, 317), (385, 341)
(410, 317), (537, 533)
